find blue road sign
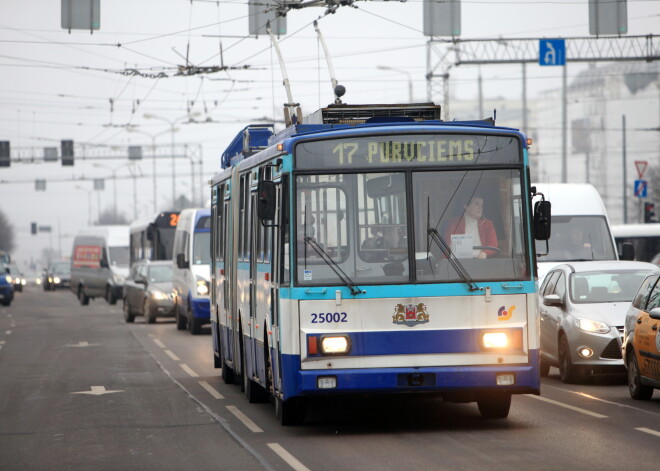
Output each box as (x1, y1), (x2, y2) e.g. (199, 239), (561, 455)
(635, 179), (648, 198)
(539, 39), (566, 66)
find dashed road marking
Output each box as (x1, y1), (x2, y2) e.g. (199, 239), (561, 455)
(226, 405), (263, 433)
(5, 330), (11, 335)
(526, 394), (608, 418)
(199, 381), (224, 399)
(152, 338), (166, 349)
(267, 443), (310, 471)
(179, 363), (199, 377)
(164, 349), (180, 361)
(636, 427), (660, 438)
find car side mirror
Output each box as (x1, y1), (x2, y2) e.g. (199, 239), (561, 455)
(619, 242), (634, 261)
(135, 276), (147, 285)
(649, 307), (660, 320)
(542, 294), (562, 306)
(176, 253), (189, 269)
(100, 259), (109, 268)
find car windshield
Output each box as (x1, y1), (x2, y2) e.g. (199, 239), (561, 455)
(537, 215), (617, 262)
(51, 262), (70, 275)
(570, 269), (651, 303)
(149, 265), (173, 283)
(109, 246), (130, 267)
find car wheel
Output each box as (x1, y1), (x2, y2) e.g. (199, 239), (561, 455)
(627, 351), (653, 400)
(540, 358), (551, 377)
(105, 286), (117, 305)
(78, 287), (90, 306)
(176, 305), (187, 330)
(559, 335), (583, 384)
(144, 299), (155, 324)
(188, 303), (201, 335)
(123, 298), (135, 323)
(477, 392), (511, 419)
(1, 299), (11, 306)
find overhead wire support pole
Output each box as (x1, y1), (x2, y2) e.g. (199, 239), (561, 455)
(267, 23), (301, 126)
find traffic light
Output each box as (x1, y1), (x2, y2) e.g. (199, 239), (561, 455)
(31, 222), (37, 235)
(61, 139), (74, 166)
(0, 141), (10, 167)
(644, 202), (656, 223)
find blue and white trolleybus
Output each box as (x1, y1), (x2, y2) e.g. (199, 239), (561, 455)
(209, 103), (551, 424)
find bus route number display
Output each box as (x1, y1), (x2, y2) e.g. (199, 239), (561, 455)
(294, 134), (521, 169)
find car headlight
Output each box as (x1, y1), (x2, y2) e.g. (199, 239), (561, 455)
(6, 275), (12, 283)
(196, 279), (209, 296)
(575, 318), (611, 334)
(151, 290), (169, 301)
(53, 276), (61, 283)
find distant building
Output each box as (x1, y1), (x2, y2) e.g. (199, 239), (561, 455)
(535, 62), (660, 225)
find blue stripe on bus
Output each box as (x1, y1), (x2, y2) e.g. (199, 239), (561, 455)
(280, 281), (535, 299)
(306, 328), (523, 357)
(279, 350), (540, 399)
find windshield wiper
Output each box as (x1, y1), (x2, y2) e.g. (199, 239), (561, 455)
(427, 228), (480, 292)
(304, 236), (364, 296)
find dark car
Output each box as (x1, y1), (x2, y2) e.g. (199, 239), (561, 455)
(0, 261), (14, 306)
(43, 261), (72, 291)
(6, 265), (26, 292)
(123, 260), (175, 324)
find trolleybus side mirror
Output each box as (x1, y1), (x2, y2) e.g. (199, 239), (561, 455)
(620, 242), (635, 261)
(176, 253), (189, 269)
(257, 180), (276, 222)
(533, 200), (551, 241)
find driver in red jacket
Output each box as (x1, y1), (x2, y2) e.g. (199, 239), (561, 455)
(444, 195), (498, 259)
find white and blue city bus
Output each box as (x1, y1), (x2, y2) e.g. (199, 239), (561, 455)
(209, 104), (551, 425)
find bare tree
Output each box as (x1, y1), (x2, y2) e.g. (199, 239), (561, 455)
(96, 208), (129, 225)
(0, 207), (15, 253)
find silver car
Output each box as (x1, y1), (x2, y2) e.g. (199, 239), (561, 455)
(123, 260), (175, 324)
(539, 261), (657, 383)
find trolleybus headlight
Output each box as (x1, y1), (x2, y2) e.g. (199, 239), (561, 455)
(482, 332), (510, 349)
(6, 275), (12, 283)
(53, 276), (61, 284)
(575, 318), (610, 334)
(320, 335), (350, 355)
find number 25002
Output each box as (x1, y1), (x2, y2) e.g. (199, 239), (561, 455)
(311, 312), (347, 323)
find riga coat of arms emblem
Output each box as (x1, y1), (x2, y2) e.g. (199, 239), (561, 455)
(392, 303), (430, 326)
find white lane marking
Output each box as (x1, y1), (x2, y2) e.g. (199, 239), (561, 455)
(71, 386), (124, 396)
(164, 349), (180, 361)
(10, 323), (15, 328)
(179, 363), (199, 377)
(226, 405), (263, 433)
(152, 338), (166, 349)
(66, 341), (99, 348)
(0, 340), (5, 344)
(5, 330), (11, 335)
(199, 381), (224, 399)
(573, 391), (660, 418)
(526, 394), (608, 418)
(636, 427), (660, 438)
(267, 443), (310, 471)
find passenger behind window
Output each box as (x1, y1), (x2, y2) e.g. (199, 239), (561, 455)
(444, 195), (498, 259)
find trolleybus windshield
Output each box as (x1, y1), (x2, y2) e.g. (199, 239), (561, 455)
(293, 136), (529, 287)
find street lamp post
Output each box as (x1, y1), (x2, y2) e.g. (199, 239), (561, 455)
(144, 113), (199, 209)
(126, 127), (174, 213)
(75, 185), (93, 226)
(377, 65), (414, 103)
(94, 162), (132, 222)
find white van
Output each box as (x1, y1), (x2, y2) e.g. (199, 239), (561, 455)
(533, 183), (619, 281)
(70, 225), (130, 305)
(172, 208), (211, 334)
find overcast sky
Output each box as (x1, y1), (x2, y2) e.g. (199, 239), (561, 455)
(1, 0), (658, 270)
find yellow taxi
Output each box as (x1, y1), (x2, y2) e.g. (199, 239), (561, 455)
(622, 271), (660, 400)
